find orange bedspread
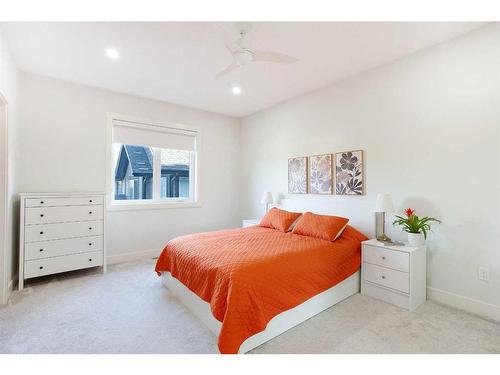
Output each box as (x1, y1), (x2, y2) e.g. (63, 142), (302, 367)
(155, 225), (367, 354)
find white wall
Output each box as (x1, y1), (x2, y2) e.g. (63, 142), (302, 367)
(241, 25), (500, 315)
(8, 24), (500, 321)
(0, 28), (19, 304)
(18, 73), (241, 261)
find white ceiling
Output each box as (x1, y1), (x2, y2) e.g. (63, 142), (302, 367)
(1, 22), (486, 117)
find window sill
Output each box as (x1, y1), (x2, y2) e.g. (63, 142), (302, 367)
(107, 200), (201, 211)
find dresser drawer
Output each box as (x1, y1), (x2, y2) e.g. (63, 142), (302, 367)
(25, 235), (103, 260)
(363, 262), (409, 294)
(24, 220), (103, 242)
(24, 251), (103, 279)
(25, 196), (104, 208)
(363, 245), (409, 272)
(25, 205), (103, 225)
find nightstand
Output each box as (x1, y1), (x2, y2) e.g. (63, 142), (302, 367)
(242, 219), (260, 228)
(361, 239), (426, 311)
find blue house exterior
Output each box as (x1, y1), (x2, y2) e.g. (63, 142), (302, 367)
(114, 145), (189, 200)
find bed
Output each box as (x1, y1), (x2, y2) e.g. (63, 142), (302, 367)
(155, 214), (367, 354)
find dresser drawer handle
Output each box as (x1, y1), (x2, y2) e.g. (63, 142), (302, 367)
(89, 227), (92, 230)
(89, 243), (92, 246)
(89, 258), (92, 262)
(40, 231), (44, 235)
(89, 211), (92, 214)
(381, 275), (386, 279)
(89, 199), (93, 203)
(39, 249), (44, 252)
(40, 214), (44, 217)
(40, 201), (44, 204)
(39, 266), (44, 269)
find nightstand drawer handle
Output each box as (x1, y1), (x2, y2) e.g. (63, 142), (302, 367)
(40, 231), (44, 235)
(381, 275), (386, 279)
(40, 214), (44, 217)
(40, 201), (44, 204)
(89, 211), (92, 214)
(39, 266), (44, 270)
(89, 243), (92, 246)
(39, 249), (43, 252)
(89, 258), (92, 262)
(89, 227), (92, 230)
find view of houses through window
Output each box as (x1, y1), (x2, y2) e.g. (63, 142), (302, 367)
(113, 143), (191, 200)
(160, 148), (190, 198)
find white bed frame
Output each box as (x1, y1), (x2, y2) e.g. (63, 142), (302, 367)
(162, 270), (360, 353)
(161, 198), (363, 353)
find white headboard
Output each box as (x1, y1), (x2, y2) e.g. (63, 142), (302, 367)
(277, 196), (374, 237)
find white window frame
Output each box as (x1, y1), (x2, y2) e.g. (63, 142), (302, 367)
(106, 113), (201, 211)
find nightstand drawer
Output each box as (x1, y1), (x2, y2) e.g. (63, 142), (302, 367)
(363, 245), (409, 272)
(363, 262), (409, 294)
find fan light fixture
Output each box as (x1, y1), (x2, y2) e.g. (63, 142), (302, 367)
(234, 50), (254, 66)
(215, 24), (298, 79)
(231, 86), (242, 95)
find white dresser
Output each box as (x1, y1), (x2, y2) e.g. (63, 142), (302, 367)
(19, 193), (106, 290)
(361, 239), (426, 311)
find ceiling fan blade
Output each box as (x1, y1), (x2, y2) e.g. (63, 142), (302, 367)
(215, 61), (238, 79)
(252, 50), (298, 64)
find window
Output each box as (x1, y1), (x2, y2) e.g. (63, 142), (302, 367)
(108, 116), (199, 209)
(113, 144), (154, 200)
(160, 148), (192, 199)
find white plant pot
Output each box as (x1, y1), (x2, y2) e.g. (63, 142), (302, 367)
(407, 232), (425, 246)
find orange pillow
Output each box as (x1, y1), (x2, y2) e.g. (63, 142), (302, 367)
(259, 207), (302, 233)
(292, 212), (349, 242)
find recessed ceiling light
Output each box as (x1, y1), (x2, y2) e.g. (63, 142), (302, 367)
(105, 48), (120, 60)
(231, 86), (242, 95)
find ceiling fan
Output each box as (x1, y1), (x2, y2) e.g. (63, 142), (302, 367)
(216, 24), (299, 79)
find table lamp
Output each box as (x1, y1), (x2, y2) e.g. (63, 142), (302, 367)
(374, 193), (394, 242)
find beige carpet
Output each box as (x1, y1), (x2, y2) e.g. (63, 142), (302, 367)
(1, 259), (499, 354)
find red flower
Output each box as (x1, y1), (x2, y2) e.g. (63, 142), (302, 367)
(405, 208), (415, 217)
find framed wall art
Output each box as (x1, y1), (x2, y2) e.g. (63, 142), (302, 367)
(334, 150), (364, 195)
(308, 154), (333, 194)
(288, 156), (308, 194)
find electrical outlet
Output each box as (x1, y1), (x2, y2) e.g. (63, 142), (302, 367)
(478, 267), (489, 282)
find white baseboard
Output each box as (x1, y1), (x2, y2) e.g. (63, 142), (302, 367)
(7, 278), (14, 293)
(1, 278), (15, 306)
(427, 286), (500, 322)
(107, 249), (161, 265)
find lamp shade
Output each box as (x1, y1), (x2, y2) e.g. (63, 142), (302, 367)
(374, 193), (394, 212)
(260, 191), (274, 205)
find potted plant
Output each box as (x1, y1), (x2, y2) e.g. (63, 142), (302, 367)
(393, 208), (441, 246)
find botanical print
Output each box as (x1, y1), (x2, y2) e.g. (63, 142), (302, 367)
(288, 157), (308, 194)
(309, 154), (333, 194)
(335, 150), (364, 195)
